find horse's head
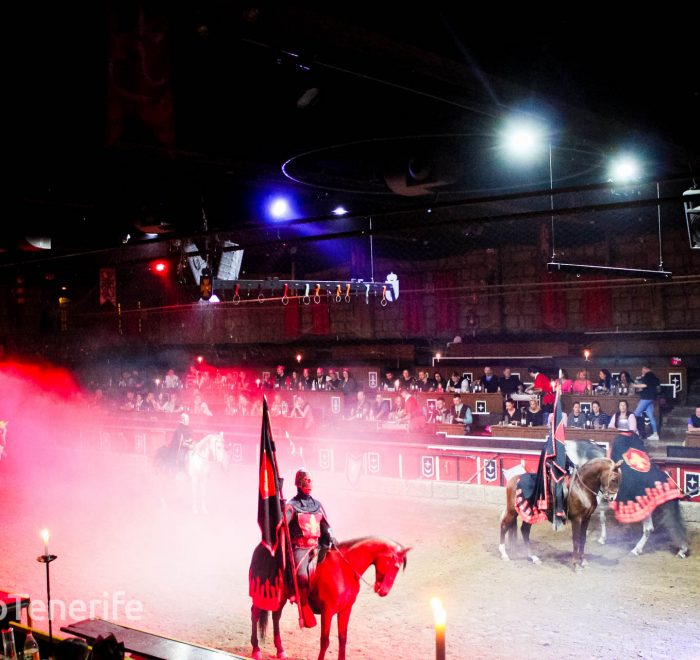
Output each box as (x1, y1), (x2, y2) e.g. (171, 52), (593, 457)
(212, 432), (226, 464)
(373, 544), (411, 597)
(195, 433), (226, 464)
(600, 459), (623, 502)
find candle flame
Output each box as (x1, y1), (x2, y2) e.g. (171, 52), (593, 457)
(40, 529), (49, 544)
(435, 353), (442, 360)
(431, 597), (446, 625)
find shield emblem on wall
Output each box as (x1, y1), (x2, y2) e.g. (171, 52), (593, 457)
(346, 454), (363, 485)
(684, 471), (699, 497)
(331, 397), (341, 415)
(367, 452), (380, 474)
(368, 371), (378, 389)
(484, 458), (498, 483)
(319, 448), (332, 470)
(231, 443), (242, 463)
(669, 372), (683, 393)
(476, 400), (486, 413)
(422, 456), (435, 479)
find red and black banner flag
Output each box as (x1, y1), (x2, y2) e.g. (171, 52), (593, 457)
(257, 397), (283, 555)
(551, 386), (566, 445)
(250, 398), (292, 611)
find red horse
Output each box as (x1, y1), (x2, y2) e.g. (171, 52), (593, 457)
(250, 536), (410, 660)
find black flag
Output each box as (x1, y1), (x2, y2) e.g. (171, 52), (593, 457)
(257, 397), (283, 555)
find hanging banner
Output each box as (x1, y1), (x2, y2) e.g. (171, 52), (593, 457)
(99, 268), (117, 306)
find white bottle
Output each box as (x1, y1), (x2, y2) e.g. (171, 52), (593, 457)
(22, 632), (39, 660)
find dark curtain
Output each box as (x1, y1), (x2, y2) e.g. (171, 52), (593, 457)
(106, 2), (174, 148)
(582, 276), (612, 328)
(434, 272), (458, 333)
(402, 274), (425, 334)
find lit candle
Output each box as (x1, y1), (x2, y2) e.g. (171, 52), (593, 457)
(431, 597), (446, 660)
(435, 353), (441, 362)
(41, 528), (50, 557)
(296, 354), (302, 363)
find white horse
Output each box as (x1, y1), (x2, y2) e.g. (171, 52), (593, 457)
(155, 432), (227, 515)
(566, 438), (688, 558)
(187, 432), (227, 515)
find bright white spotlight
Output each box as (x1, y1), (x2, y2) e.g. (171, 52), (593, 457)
(268, 197), (292, 220)
(609, 156), (641, 182)
(332, 206), (348, 216)
(501, 119), (546, 162)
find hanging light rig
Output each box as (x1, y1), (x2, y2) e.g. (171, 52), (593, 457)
(212, 274), (399, 306)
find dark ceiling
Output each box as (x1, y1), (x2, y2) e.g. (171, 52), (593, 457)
(8, 2), (699, 280)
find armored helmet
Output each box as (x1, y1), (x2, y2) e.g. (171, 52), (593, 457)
(295, 468), (313, 495)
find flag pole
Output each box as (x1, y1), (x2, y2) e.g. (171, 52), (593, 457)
(265, 401), (305, 628)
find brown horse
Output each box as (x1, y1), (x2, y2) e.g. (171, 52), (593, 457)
(250, 536), (410, 660)
(499, 457), (622, 571)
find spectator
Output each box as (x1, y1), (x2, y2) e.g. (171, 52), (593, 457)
(450, 394), (473, 430)
(571, 370), (592, 395)
(290, 394), (314, 428)
(526, 397), (546, 426)
(502, 399), (518, 425)
(498, 368), (521, 396)
(597, 369), (612, 392)
(479, 366), (499, 393)
(274, 365), (287, 390)
(433, 371), (446, 392)
(312, 367), (326, 391)
(370, 393), (391, 421)
(608, 400), (638, 433)
(192, 392), (213, 416)
(325, 368), (340, 390)
(587, 400), (610, 429)
(300, 367), (313, 390)
(164, 368), (181, 389)
(340, 368), (357, 395)
(526, 366), (555, 411)
(270, 392), (289, 417)
(558, 368), (573, 394)
(688, 406), (700, 431)
(446, 371), (464, 393)
(616, 370), (633, 394)
(567, 402), (587, 428)
(350, 390), (371, 420)
(632, 365), (660, 441)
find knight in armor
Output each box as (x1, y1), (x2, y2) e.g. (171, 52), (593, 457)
(285, 469), (335, 627)
(169, 413), (193, 470)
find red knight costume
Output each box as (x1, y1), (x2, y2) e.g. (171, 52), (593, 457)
(285, 469), (334, 627)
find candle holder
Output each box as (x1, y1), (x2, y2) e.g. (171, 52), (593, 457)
(36, 554), (57, 653)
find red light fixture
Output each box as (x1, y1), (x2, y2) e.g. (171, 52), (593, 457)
(151, 260), (169, 275)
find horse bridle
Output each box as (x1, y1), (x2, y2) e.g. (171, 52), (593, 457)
(572, 460), (618, 502)
(599, 464), (620, 501)
(333, 544), (402, 594)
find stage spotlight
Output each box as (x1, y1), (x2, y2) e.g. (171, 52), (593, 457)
(200, 267), (213, 301)
(150, 259), (169, 275)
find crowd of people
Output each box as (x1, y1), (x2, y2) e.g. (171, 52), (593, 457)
(75, 360), (673, 438)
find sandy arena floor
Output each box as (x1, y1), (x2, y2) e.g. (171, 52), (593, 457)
(0, 445), (698, 660)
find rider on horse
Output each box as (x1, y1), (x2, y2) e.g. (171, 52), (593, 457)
(169, 413), (194, 470)
(285, 469), (335, 628)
